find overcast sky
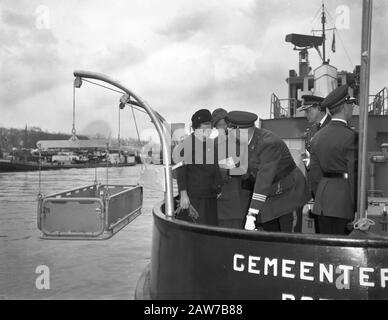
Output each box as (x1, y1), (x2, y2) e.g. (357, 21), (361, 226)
(0, 0), (387, 140)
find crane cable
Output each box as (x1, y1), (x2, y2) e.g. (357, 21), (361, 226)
(71, 84), (77, 138)
(129, 102), (146, 170)
(73, 78), (149, 190)
(37, 144), (43, 200)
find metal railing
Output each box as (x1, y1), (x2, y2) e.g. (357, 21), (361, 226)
(270, 93), (299, 119)
(368, 87), (388, 115)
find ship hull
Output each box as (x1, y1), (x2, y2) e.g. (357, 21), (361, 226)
(136, 203), (388, 300)
(0, 160), (136, 172)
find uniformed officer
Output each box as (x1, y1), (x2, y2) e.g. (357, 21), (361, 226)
(174, 109), (222, 226)
(298, 95), (330, 166)
(212, 108), (245, 228)
(297, 94), (330, 232)
(226, 111), (310, 232)
(310, 85), (358, 235)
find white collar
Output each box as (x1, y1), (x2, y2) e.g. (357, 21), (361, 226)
(331, 118), (348, 125)
(248, 134), (254, 145)
(319, 113), (329, 126)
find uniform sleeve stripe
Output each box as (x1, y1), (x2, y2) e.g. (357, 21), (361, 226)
(252, 195), (266, 199)
(253, 193), (266, 198)
(252, 193), (267, 201)
(252, 196), (266, 202)
(252, 195), (266, 200)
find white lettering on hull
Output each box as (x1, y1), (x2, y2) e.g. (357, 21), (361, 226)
(232, 253), (388, 289)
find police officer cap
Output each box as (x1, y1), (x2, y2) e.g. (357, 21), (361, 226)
(212, 108), (228, 126)
(297, 95), (324, 112)
(191, 109), (212, 129)
(322, 85), (357, 111)
(226, 111), (258, 128)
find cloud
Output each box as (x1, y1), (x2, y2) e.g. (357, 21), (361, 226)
(0, 9), (34, 29)
(96, 43), (147, 73)
(0, 7), (65, 106)
(157, 10), (210, 41)
(0, 0), (387, 138)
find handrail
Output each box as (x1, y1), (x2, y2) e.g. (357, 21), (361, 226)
(368, 87), (388, 115)
(73, 70), (175, 218)
(270, 94), (299, 119)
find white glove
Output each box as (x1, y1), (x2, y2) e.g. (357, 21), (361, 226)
(245, 209), (259, 231)
(218, 157), (237, 170)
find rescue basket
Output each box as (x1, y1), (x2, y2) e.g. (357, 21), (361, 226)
(37, 184), (143, 240)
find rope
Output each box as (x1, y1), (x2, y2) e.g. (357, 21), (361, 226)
(118, 106), (121, 153)
(94, 158), (98, 185)
(311, 5), (323, 25)
(106, 145), (109, 187)
(83, 79), (148, 115)
(37, 145), (43, 201)
(83, 79), (125, 95)
(131, 104), (148, 115)
(131, 105), (142, 147)
(130, 103), (147, 170)
(353, 217), (375, 231)
(78, 76), (151, 176)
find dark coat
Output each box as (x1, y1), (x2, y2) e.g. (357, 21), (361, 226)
(305, 114), (332, 198)
(310, 120), (358, 220)
(242, 128), (310, 223)
(174, 133), (222, 199)
(216, 133), (245, 222)
(304, 114), (332, 154)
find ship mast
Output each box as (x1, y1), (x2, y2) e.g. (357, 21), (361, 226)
(321, 1), (326, 63)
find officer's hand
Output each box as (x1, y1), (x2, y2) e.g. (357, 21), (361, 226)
(245, 209), (259, 231)
(244, 214), (256, 231)
(188, 205), (199, 220)
(180, 191), (190, 210)
(219, 157), (237, 170)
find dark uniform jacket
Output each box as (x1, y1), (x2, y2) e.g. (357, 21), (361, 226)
(304, 114), (331, 198)
(310, 120), (358, 220)
(216, 133), (244, 221)
(242, 128), (310, 223)
(175, 133), (222, 199)
(304, 114), (332, 155)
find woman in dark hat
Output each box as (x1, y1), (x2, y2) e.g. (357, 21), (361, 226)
(174, 109), (222, 226)
(212, 108), (245, 229)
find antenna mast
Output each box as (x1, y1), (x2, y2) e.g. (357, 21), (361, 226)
(321, 1), (326, 63)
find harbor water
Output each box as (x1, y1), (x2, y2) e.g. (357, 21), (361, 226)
(0, 165), (163, 300)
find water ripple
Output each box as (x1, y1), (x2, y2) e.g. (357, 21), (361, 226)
(0, 165), (165, 299)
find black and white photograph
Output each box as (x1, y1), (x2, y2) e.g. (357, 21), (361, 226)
(1, 0), (388, 303)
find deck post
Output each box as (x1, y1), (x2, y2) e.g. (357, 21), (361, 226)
(357, 0), (373, 223)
